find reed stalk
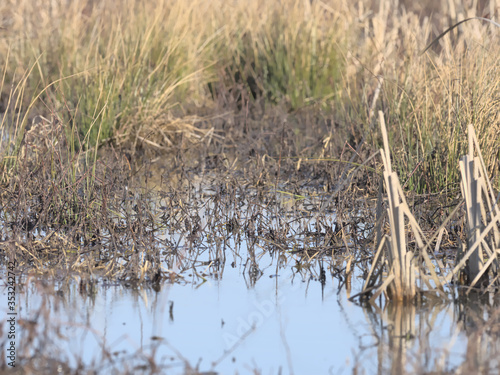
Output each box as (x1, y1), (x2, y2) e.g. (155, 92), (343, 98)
(451, 124), (500, 290)
(362, 112), (446, 302)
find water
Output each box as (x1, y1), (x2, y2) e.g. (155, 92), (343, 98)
(4, 251), (500, 374)
(2, 179), (500, 374)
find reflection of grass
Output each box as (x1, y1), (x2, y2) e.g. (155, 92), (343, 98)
(0, 0), (498, 191)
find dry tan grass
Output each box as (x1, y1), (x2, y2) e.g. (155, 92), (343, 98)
(0, 0), (498, 185)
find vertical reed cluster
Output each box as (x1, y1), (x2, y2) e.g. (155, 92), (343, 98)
(362, 112), (445, 303)
(451, 125), (500, 290)
(361, 117), (499, 303)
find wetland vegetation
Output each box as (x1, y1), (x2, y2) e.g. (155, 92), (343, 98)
(0, 0), (499, 374)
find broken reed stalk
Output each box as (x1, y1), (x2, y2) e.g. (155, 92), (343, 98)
(361, 111), (445, 303)
(359, 120), (500, 304)
(449, 124), (500, 291)
(379, 114), (416, 301)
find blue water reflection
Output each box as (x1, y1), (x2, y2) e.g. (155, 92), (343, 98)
(6, 264), (498, 374)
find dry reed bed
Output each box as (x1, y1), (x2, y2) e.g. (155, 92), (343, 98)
(0, 0), (498, 191)
(359, 112), (500, 303)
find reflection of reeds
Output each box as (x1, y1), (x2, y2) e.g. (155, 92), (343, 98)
(356, 296), (500, 375)
(361, 118), (500, 303)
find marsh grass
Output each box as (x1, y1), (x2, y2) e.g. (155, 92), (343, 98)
(0, 0), (497, 192)
(2, 4), (500, 374)
(0, 0), (345, 152)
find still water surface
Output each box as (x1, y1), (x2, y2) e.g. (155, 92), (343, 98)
(5, 249), (500, 374)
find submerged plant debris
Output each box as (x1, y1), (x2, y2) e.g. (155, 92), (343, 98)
(0, 111), (473, 296)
